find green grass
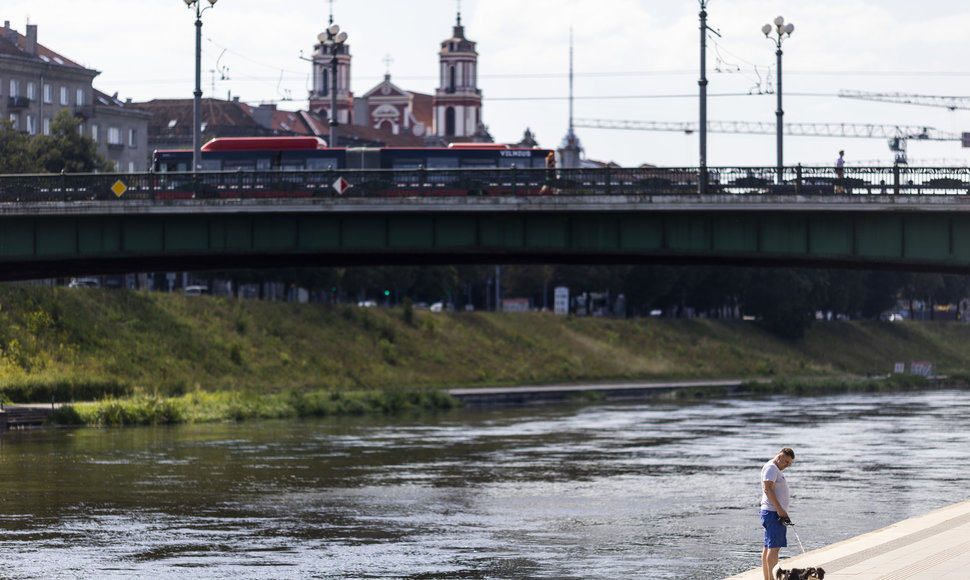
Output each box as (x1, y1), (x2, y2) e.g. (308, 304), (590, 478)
(50, 387), (460, 426)
(0, 285), (967, 426)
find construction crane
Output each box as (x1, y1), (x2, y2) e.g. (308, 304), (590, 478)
(573, 118), (964, 165)
(838, 90), (970, 112)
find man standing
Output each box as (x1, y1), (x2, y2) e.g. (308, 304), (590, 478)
(834, 150), (845, 193)
(761, 447), (795, 580)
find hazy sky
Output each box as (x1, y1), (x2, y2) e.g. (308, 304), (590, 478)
(5, 0), (970, 167)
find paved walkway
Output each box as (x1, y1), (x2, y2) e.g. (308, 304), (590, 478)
(725, 499), (970, 580)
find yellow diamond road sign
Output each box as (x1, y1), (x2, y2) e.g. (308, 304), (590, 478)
(111, 180), (127, 197)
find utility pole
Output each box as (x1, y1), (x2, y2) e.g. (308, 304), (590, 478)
(698, 1), (719, 194)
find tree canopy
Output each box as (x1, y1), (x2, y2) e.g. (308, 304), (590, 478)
(0, 109), (114, 174)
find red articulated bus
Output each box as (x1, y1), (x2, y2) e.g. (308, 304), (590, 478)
(152, 137), (554, 198)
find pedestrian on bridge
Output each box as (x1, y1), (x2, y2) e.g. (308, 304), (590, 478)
(760, 447), (795, 580)
(540, 151), (557, 195)
(835, 150), (845, 193)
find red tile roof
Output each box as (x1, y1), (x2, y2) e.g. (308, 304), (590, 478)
(0, 24), (92, 72)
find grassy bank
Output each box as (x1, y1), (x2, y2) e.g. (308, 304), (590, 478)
(0, 285), (967, 425)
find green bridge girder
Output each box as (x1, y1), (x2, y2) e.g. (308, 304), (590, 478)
(1, 194), (970, 280)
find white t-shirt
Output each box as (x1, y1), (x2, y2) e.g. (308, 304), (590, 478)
(760, 460), (789, 512)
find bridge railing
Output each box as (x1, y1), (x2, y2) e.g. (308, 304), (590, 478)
(0, 165), (968, 202)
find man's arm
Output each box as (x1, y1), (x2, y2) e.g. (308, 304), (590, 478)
(763, 480), (788, 517)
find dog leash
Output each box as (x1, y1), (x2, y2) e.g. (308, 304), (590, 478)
(780, 516), (807, 554)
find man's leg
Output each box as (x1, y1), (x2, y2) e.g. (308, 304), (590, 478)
(762, 547), (779, 580)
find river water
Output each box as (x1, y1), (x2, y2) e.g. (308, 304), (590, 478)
(0, 389), (969, 579)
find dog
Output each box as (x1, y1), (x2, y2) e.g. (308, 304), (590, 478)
(773, 564), (825, 580)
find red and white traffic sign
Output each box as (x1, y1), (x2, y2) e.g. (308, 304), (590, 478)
(333, 177), (350, 195)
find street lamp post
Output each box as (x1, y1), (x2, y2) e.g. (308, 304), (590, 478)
(762, 15), (794, 181)
(698, 1), (720, 194)
(184, 0), (217, 172)
(318, 24), (348, 147)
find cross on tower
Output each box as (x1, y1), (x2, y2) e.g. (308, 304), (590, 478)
(328, 0), (335, 25)
(382, 54), (394, 75)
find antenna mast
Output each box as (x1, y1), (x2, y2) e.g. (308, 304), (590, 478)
(569, 28), (574, 133)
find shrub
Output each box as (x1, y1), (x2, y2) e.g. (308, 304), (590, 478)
(0, 376), (131, 403)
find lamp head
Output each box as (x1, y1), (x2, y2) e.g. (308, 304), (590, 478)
(783, 23), (794, 35)
(184, 0), (196, 6)
(208, 0), (218, 5)
(774, 15), (785, 27)
(328, 24), (341, 36)
(761, 23), (772, 36)
(335, 31), (348, 44)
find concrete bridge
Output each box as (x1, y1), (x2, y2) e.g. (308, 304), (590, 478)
(0, 166), (969, 280)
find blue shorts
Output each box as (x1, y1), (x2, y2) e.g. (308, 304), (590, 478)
(761, 510), (787, 548)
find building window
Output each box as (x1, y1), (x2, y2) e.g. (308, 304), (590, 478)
(107, 126), (122, 146)
(76, 89), (84, 106)
(43, 117), (51, 135)
(128, 128), (137, 148)
(27, 82), (36, 100)
(448, 66), (456, 93)
(445, 106), (455, 136)
(60, 86), (69, 105)
(91, 124), (99, 142)
(26, 115), (36, 135)
(10, 79), (19, 98)
(8, 114), (18, 129)
(43, 84), (53, 104)
(128, 161), (136, 173)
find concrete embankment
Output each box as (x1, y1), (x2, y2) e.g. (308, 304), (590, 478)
(448, 379), (750, 407)
(725, 499), (970, 580)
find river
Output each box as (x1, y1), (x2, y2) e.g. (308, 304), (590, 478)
(0, 389), (968, 579)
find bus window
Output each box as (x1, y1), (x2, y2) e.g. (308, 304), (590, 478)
(427, 157), (459, 169)
(222, 160), (256, 171)
(392, 158), (424, 170)
(306, 157), (340, 170)
(460, 159), (497, 169)
(201, 159), (222, 171)
(158, 161), (189, 173)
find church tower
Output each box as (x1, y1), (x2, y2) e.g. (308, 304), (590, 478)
(432, 11), (484, 139)
(309, 13), (353, 131)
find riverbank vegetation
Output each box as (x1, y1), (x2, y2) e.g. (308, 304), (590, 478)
(0, 285), (967, 426)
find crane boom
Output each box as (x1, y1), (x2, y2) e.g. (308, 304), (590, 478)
(838, 90), (970, 111)
(573, 118), (962, 141)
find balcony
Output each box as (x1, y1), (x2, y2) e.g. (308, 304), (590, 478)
(7, 96), (30, 109)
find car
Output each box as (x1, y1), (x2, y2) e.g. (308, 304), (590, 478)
(184, 285), (208, 296)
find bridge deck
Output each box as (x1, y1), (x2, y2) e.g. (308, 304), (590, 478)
(725, 499), (970, 580)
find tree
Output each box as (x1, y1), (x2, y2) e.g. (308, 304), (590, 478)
(29, 109), (114, 173)
(0, 119), (39, 173)
(742, 269), (820, 338)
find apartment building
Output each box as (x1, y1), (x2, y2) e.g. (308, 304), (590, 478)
(0, 21), (149, 171)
